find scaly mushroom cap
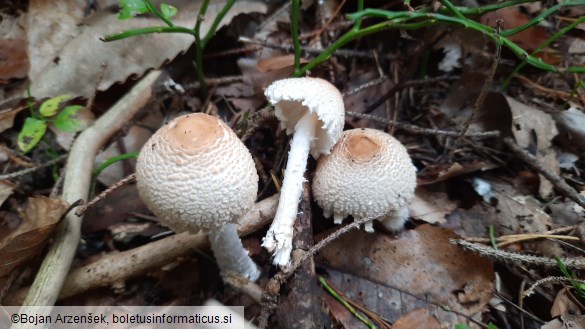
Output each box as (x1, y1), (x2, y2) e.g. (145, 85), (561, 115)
(313, 128), (416, 222)
(264, 77), (345, 158)
(136, 113), (258, 233)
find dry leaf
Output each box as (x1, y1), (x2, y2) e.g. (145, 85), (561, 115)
(392, 308), (441, 329)
(554, 107), (585, 154)
(26, 0), (86, 81)
(0, 105), (26, 133)
(551, 287), (582, 318)
(481, 7), (560, 64)
(408, 187), (456, 224)
(0, 180), (16, 208)
(0, 196), (68, 276)
(0, 39), (29, 80)
(256, 54), (308, 73)
(30, 1), (267, 98)
(316, 224), (494, 319)
(506, 96), (559, 197)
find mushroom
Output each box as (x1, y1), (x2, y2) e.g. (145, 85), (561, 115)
(312, 128), (416, 232)
(136, 113), (261, 281)
(262, 77), (345, 266)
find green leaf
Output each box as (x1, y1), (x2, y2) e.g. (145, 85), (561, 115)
(160, 3), (177, 19)
(39, 94), (71, 117)
(487, 323), (500, 329)
(118, 0), (149, 20)
(18, 117), (48, 153)
(53, 105), (86, 132)
(454, 325), (470, 329)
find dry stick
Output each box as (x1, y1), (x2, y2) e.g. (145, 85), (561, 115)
(4, 194), (279, 305)
(363, 75), (459, 114)
(456, 19), (503, 142)
(343, 75), (388, 97)
(451, 239), (585, 269)
(74, 173), (137, 217)
(347, 111), (500, 138)
(11, 71), (162, 326)
(503, 137), (585, 209)
(0, 155), (68, 180)
(259, 215), (377, 328)
(238, 37), (393, 60)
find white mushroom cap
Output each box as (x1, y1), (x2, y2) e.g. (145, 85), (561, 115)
(313, 128), (416, 231)
(136, 113), (259, 233)
(264, 77), (345, 158)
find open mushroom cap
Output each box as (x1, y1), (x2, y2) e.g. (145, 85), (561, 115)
(264, 77), (345, 158)
(136, 113), (258, 233)
(312, 128), (416, 223)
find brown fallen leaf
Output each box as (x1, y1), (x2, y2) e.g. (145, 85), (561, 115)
(316, 225), (494, 320)
(0, 180), (16, 208)
(30, 1), (267, 98)
(0, 105), (26, 133)
(481, 7), (560, 64)
(506, 96), (559, 198)
(551, 287), (583, 318)
(0, 196), (68, 277)
(408, 187), (457, 224)
(0, 39), (29, 80)
(392, 307), (441, 329)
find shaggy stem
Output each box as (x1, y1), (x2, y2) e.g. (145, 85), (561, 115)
(209, 223), (260, 282)
(262, 113), (317, 266)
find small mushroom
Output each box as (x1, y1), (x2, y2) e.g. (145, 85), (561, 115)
(313, 128), (416, 232)
(263, 77), (345, 266)
(136, 113), (260, 281)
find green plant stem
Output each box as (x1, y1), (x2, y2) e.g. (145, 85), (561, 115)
(194, 0), (211, 95)
(440, 0), (465, 20)
(103, 26), (195, 41)
(502, 15), (585, 90)
(354, 0), (364, 30)
(201, 0), (236, 47)
(145, 0), (174, 27)
(489, 225), (498, 250)
(345, 9), (585, 73)
(501, 0), (585, 37)
(319, 277), (376, 329)
(92, 152), (140, 178)
(291, 0), (302, 76)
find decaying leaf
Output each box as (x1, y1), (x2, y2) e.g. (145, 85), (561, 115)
(408, 187), (457, 224)
(0, 180), (16, 208)
(506, 96), (559, 198)
(392, 308), (441, 329)
(0, 39), (29, 80)
(551, 287), (582, 318)
(554, 106), (585, 154)
(316, 224), (494, 323)
(0, 196), (68, 276)
(0, 105), (26, 133)
(480, 6), (560, 64)
(30, 1), (267, 98)
(26, 0), (87, 81)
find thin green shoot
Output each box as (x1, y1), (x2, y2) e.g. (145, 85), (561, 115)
(92, 152), (140, 178)
(319, 277), (377, 329)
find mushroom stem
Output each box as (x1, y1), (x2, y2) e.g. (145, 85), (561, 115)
(263, 112), (317, 266)
(209, 223), (260, 281)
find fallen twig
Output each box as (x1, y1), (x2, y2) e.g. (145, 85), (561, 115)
(11, 71), (162, 328)
(503, 137), (585, 209)
(4, 194), (279, 305)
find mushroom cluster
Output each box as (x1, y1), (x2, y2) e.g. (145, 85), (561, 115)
(136, 113), (260, 281)
(262, 77), (345, 266)
(313, 128), (417, 232)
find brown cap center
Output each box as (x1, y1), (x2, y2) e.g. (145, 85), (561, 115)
(167, 113), (224, 150)
(346, 133), (381, 161)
